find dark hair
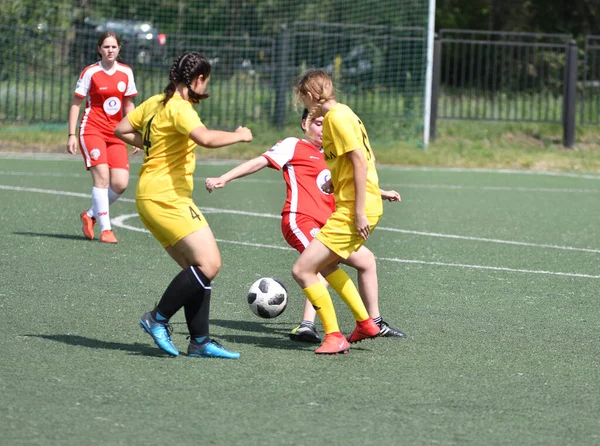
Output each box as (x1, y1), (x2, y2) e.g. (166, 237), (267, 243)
(163, 52), (212, 105)
(96, 31), (120, 58)
(300, 108), (309, 131)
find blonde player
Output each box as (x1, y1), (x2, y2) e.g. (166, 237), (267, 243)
(292, 69), (384, 355)
(205, 109), (406, 344)
(67, 31), (138, 244)
(114, 52), (252, 359)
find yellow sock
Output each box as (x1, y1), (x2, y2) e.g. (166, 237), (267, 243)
(325, 268), (369, 322)
(302, 281), (340, 334)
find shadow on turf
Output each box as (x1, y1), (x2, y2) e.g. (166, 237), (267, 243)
(23, 334), (170, 357)
(14, 231), (87, 241)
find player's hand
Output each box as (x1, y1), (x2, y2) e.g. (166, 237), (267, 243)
(321, 178), (334, 194)
(131, 146), (141, 155)
(355, 213), (370, 240)
(66, 136), (77, 155)
(205, 177), (225, 193)
(381, 189), (401, 202)
(236, 126), (253, 143)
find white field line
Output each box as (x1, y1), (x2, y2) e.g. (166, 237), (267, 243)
(1, 170), (598, 194)
(2, 184), (599, 255)
(1, 153), (600, 179)
(112, 213), (600, 279)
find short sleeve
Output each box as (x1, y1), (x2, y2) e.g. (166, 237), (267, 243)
(327, 112), (361, 156)
(74, 69), (90, 98)
(125, 70), (138, 97)
(173, 102), (203, 135)
(126, 101), (146, 131)
(261, 137), (299, 170)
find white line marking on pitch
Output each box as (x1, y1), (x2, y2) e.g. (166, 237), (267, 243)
(111, 213), (599, 279)
(1, 170), (598, 193)
(2, 184), (599, 254)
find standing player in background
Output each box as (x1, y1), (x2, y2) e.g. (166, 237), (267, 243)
(114, 52), (253, 359)
(291, 69), (386, 355)
(67, 31), (138, 244)
(205, 109), (406, 345)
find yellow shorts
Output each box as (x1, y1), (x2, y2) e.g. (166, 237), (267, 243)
(315, 211), (382, 259)
(136, 196), (209, 248)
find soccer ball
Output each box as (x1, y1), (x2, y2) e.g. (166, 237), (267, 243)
(247, 277), (288, 319)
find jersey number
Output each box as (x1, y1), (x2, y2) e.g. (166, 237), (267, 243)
(357, 119), (372, 161)
(189, 206), (202, 222)
(143, 116), (155, 157)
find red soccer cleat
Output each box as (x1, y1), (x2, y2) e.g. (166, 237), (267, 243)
(100, 230), (118, 244)
(315, 332), (350, 355)
(80, 211), (96, 240)
(346, 318), (381, 344)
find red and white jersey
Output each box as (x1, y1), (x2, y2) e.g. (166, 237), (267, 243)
(74, 61), (137, 139)
(262, 137), (335, 227)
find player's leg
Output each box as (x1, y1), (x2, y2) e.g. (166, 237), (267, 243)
(78, 134), (109, 240)
(315, 212), (381, 344)
(292, 239), (349, 354)
(281, 213), (321, 343)
(151, 198), (238, 359)
(343, 246), (407, 338)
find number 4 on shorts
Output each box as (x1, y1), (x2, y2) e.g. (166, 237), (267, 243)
(189, 206), (202, 221)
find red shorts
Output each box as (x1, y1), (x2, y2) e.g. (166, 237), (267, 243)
(79, 133), (129, 171)
(281, 212), (326, 253)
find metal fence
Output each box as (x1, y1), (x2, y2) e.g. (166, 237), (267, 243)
(581, 35), (600, 125)
(1, 25), (599, 147)
(0, 22), (428, 137)
(429, 30), (580, 146)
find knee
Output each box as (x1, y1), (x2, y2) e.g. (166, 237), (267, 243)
(110, 180), (128, 195)
(199, 258), (221, 280)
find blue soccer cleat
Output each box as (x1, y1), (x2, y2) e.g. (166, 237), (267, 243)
(187, 340), (240, 359)
(139, 312), (179, 357)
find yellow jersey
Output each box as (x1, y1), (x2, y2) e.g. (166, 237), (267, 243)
(126, 92), (204, 200)
(321, 103), (383, 217)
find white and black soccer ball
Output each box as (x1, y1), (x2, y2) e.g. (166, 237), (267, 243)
(247, 277), (288, 319)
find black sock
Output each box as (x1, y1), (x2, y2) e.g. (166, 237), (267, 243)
(183, 266), (212, 342)
(153, 266), (208, 321)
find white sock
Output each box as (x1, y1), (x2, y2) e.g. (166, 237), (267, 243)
(87, 187), (121, 218)
(108, 187), (121, 205)
(92, 187), (111, 231)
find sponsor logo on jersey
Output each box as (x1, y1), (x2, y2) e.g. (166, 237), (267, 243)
(316, 169), (332, 195)
(99, 87), (108, 90)
(309, 155), (320, 160)
(90, 148), (101, 160)
(103, 97), (122, 116)
(117, 81), (126, 92)
(324, 151), (337, 161)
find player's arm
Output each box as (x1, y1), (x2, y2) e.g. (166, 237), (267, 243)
(123, 97), (136, 115)
(190, 125), (252, 149)
(66, 96), (84, 154)
(380, 189), (401, 202)
(347, 148), (370, 240)
(205, 156), (271, 193)
(114, 116), (143, 149)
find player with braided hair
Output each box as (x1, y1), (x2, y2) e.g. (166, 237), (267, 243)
(114, 52), (253, 359)
(292, 69), (385, 355)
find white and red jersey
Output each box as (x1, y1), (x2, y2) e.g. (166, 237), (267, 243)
(74, 61), (137, 140)
(262, 137), (335, 227)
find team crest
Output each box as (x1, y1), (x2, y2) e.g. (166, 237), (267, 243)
(316, 169), (332, 195)
(90, 148), (101, 160)
(117, 81), (126, 92)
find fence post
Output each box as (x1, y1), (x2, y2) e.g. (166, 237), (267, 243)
(273, 24), (290, 127)
(563, 40), (578, 148)
(430, 36), (441, 141)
